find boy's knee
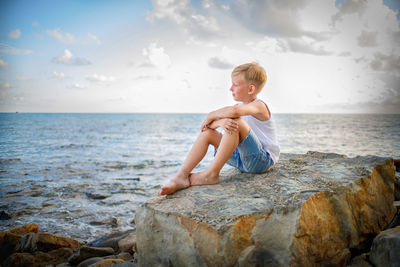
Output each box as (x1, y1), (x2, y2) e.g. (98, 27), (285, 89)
(202, 128), (219, 138)
(234, 118), (249, 129)
(234, 118), (250, 141)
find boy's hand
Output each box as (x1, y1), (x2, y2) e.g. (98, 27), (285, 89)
(207, 118), (238, 134)
(201, 116), (213, 132)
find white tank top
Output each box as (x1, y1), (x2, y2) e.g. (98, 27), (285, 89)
(240, 98), (280, 164)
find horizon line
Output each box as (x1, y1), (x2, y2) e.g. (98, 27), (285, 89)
(1, 112), (399, 115)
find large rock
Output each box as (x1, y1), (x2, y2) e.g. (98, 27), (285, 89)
(136, 152), (397, 267)
(20, 232), (84, 252)
(370, 226), (400, 267)
(7, 224), (39, 236)
(87, 229), (136, 251)
(3, 248), (74, 267)
(0, 224), (83, 265)
(0, 224), (41, 263)
(69, 246), (115, 265)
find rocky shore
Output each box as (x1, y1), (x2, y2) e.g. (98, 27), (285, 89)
(0, 224), (137, 267)
(1, 152), (399, 267)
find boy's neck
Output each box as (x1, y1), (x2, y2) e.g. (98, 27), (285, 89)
(242, 95), (258, 104)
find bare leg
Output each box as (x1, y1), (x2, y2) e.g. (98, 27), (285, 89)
(190, 118), (250, 186)
(160, 129), (222, 195)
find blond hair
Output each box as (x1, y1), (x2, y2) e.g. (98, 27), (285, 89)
(232, 62), (267, 93)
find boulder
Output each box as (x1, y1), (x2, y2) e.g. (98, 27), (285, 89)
(20, 232), (84, 252)
(69, 246), (115, 265)
(370, 226), (400, 267)
(87, 229), (135, 251)
(136, 152), (397, 267)
(114, 252), (134, 261)
(111, 263), (138, 267)
(3, 248), (74, 267)
(88, 258), (125, 267)
(77, 257), (105, 267)
(118, 234), (136, 253)
(8, 224), (39, 236)
(0, 232), (23, 263)
(347, 254), (371, 267)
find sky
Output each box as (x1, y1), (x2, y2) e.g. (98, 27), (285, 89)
(0, 0), (399, 114)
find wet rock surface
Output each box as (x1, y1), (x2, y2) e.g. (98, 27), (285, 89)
(136, 152), (397, 267)
(68, 246), (115, 265)
(370, 226), (400, 267)
(0, 224), (137, 267)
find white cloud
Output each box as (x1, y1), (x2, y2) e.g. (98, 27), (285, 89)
(370, 52), (400, 72)
(52, 71), (65, 79)
(8, 29), (21, 39)
(32, 21), (39, 27)
(208, 57), (234, 69)
(47, 29), (77, 44)
(52, 49), (91, 66)
(88, 33), (101, 45)
(142, 42), (171, 70)
(338, 51), (351, 57)
(148, 0), (223, 42)
(0, 59), (9, 70)
(133, 75), (163, 81)
(69, 83), (87, 89)
(357, 31), (378, 47)
(0, 43), (33, 55)
(86, 73), (116, 83)
(230, 0), (328, 39)
(332, 0), (368, 24)
(277, 38), (334, 56)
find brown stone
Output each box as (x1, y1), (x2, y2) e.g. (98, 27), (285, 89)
(113, 252), (133, 261)
(68, 246), (115, 265)
(0, 232), (22, 263)
(0, 224), (39, 255)
(89, 258), (125, 267)
(77, 257), (104, 267)
(36, 232), (84, 251)
(136, 152), (396, 266)
(117, 235), (136, 253)
(3, 248), (74, 267)
(9, 224), (39, 236)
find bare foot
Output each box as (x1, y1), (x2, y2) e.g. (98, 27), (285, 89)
(189, 171), (219, 186)
(160, 175), (190, 195)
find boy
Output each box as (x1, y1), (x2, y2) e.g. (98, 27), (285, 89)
(160, 62), (280, 195)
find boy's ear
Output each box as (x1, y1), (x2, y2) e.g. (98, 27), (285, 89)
(248, 84), (256, 95)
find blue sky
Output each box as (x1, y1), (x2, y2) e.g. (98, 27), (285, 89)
(1, 0), (399, 113)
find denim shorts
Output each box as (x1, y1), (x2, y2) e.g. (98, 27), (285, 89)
(215, 129), (274, 174)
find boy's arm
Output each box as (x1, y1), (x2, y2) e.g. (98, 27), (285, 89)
(201, 101), (269, 130)
(205, 118), (239, 134)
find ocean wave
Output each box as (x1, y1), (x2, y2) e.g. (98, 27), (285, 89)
(0, 158), (21, 164)
(101, 160), (180, 170)
(55, 144), (93, 150)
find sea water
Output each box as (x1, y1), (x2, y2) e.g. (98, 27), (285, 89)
(0, 113), (399, 240)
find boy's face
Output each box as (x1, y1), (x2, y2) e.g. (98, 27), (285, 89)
(230, 73), (250, 102)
